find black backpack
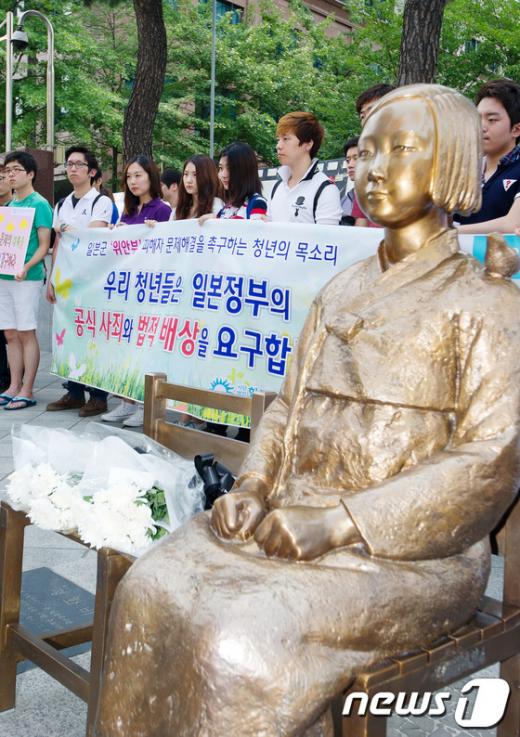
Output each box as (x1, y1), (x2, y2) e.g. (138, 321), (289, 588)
(55, 192), (105, 218)
(51, 192), (105, 251)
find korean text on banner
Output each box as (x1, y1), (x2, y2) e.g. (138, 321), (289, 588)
(50, 220), (519, 425)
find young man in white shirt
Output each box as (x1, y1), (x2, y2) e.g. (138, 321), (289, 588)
(340, 136), (359, 225)
(269, 111), (342, 225)
(46, 145), (113, 417)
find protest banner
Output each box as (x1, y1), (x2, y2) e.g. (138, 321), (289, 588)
(51, 221), (520, 425)
(0, 206), (35, 276)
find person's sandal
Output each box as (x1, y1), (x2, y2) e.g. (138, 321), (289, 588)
(4, 396), (37, 410)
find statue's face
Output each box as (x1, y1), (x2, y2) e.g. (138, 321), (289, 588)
(356, 98), (435, 227)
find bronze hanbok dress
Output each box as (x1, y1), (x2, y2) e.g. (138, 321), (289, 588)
(95, 229), (520, 737)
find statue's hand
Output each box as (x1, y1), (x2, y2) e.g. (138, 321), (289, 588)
(211, 483), (267, 541)
(254, 504), (359, 561)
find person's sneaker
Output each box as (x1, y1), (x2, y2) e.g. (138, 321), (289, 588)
(46, 392), (85, 412)
(79, 397), (108, 417)
(101, 400), (137, 423)
(122, 404), (144, 427)
(183, 419), (207, 431)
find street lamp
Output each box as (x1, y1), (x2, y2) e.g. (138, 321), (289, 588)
(209, 0), (217, 159)
(0, 11), (14, 151)
(0, 9), (55, 152)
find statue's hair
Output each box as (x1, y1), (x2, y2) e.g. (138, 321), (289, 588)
(367, 84), (482, 216)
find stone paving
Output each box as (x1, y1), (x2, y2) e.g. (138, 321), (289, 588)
(0, 348), (504, 737)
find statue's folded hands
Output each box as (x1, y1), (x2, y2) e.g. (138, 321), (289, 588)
(253, 504), (361, 561)
(210, 485), (267, 540)
(211, 477), (361, 559)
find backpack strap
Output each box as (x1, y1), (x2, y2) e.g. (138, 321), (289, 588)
(312, 180), (333, 221)
(270, 179), (282, 200)
(91, 192), (104, 215)
(56, 197), (66, 215)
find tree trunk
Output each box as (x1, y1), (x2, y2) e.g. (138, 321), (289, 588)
(111, 145), (119, 193)
(397, 0), (449, 85)
(122, 0), (167, 161)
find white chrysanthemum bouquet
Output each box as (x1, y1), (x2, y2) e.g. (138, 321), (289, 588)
(7, 463), (84, 532)
(7, 424), (204, 556)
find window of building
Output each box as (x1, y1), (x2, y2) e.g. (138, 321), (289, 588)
(199, 0), (242, 24)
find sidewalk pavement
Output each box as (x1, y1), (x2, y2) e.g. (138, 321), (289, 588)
(0, 352), (502, 737)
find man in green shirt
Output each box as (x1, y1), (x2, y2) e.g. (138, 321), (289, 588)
(0, 151), (52, 410)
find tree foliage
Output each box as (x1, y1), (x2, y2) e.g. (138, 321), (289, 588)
(0, 0), (518, 174)
(154, 0), (370, 167)
(437, 0), (520, 94)
(0, 0), (134, 183)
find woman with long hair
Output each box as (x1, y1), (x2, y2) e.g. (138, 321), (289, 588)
(175, 155), (224, 221)
(174, 155), (227, 431)
(212, 142), (267, 220)
(102, 155), (171, 428)
(120, 155), (171, 225)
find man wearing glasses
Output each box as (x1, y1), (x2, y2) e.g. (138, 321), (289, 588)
(46, 145), (113, 416)
(0, 151), (53, 410)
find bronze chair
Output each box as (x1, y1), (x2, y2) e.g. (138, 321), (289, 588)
(0, 372), (274, 737)
(332, 500), (520, 737)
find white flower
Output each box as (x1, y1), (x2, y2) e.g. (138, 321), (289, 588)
(29, 494), (75, 531)
(76, 479), (156, 556)
(6, 462), (86, 532)
(6, 463), (67, 512)
(6, 458), (176, 556)
(6, 466), (35, 510)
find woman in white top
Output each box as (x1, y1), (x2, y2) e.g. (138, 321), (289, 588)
(174, 155), (224, 221)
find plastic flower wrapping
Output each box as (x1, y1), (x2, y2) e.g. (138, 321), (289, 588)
(7, 423), (205, 556)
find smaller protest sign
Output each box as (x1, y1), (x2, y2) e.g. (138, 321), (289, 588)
(0, 206), (35, 277)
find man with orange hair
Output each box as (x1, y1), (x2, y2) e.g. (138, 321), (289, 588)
(269, 111), (341, 225)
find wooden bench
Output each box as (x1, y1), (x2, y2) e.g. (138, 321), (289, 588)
(332, 499), (520, 737)
(0, 372), (274, 737)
